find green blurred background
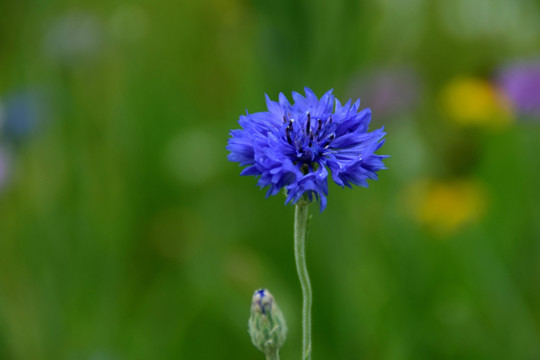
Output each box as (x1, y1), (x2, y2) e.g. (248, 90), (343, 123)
(1, 0), (540, 359)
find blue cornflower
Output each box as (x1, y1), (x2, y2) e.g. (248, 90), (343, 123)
(227, 87), (387, 211)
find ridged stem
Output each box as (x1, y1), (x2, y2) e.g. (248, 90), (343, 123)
(294, 201), (312, 360)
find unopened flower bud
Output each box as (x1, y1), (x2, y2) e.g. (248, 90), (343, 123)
(248, 289), (287, 357)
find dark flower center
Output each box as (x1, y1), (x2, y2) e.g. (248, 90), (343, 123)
(283, 112), (335, 167)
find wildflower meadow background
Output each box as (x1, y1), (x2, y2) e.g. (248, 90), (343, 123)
(1, 0), (540, 359)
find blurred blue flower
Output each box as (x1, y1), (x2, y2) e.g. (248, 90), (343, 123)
(0, 147), (11, 190)
(0, 90), (44, 143)
(227, 88), (387, 211)
(497, 61), (540, 117)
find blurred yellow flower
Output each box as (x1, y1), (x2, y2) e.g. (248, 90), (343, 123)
(404, 178), (487, 237)
(440, 77), (513, 128)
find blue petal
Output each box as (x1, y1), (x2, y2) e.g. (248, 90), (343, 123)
(304, 87), (318, 103)
(291, 91), (308, 109)
(265, 94), (283, 115)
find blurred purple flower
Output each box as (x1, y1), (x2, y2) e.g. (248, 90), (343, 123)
(347, 68), (421, 118)
(497, 61), (540, 117)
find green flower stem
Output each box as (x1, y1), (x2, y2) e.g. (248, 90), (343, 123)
(266, 352), (280, 360)
(294, 201), (312, 360)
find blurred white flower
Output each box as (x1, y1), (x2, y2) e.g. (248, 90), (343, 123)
(438, 0), (540, 45)
(43, 11), (104, 65)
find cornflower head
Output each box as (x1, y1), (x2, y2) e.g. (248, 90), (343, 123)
(227, 87), (387, 211)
